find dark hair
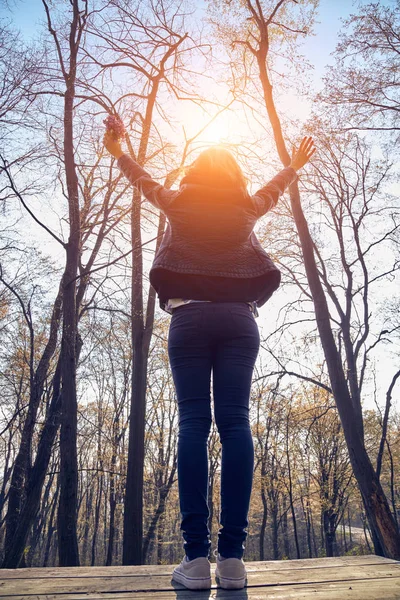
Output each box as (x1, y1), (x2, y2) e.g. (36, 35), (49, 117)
(181, 147), (247, 192)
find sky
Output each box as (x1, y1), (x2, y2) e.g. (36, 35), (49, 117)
(10, 0), (382, 155)
(2, 0), (362, 76)
(0, 0), (371, 145)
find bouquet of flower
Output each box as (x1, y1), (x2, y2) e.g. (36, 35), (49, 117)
(103, 114), (126, 140)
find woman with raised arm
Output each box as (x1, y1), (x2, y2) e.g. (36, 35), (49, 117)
(103, 129), (315, 590)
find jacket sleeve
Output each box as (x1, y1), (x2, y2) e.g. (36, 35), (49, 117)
(117, 153), (176, 213)
(250, 167), (298, 218)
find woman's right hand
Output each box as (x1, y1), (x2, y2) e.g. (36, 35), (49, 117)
(290, 137), (316, 171)
(103, 131), (124, 159)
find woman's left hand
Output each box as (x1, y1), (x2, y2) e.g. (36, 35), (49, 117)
(103, 131), (124, 159)
(290, 137), (316, 171)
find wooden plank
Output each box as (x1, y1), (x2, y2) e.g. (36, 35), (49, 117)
(0, 554), (396, 580)
(4, 577), (400, 600)
(0, 563), (399, 596)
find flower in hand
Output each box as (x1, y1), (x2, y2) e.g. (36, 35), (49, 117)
(290, 137), (316, 171)
(104, 114), (126, 139)
(103, 114), (126, 159)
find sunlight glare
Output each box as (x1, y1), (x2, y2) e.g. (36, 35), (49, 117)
(179, 103), (241, 148)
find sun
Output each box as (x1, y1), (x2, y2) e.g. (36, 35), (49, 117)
(179, 103), (241, 148)
(197, 111), (234, 145)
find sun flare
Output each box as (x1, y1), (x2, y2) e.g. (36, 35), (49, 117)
(179, 103), (241, 149)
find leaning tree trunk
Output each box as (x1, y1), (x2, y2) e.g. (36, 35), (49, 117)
(288, 177), (400, 558)
(26, 465), (55, 566)
(2, 356), (63, 568)
(4, 285), (62, 557)
(254, 44), (400, 559)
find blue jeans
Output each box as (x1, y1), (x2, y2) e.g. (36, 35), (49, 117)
(167, 301), (260, 560)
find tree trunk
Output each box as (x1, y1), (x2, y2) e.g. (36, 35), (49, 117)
(123, 188), (147, 565)
(57, 102), (80, 567)
(323, 511), (335, 557)
(304, 497), (313, 558)
(208, 477), (214, 540)
(362, 510), (373, 553)
(142, 461), (177, 562)
(286, 434), (300, 559)
(342, 519), (348, 553)
(56, 0), (83, 567)
(1, 357), (63, 568)
(121, 40), (186, 560)
(27, 468), (55, 566)
(255, 46), (400, 560)
(259, 479), (268, 560)
(4, 286), (62, 556)
(142, 491), (166, 563)
(81, 484), (93, 566)
(91, 470), (104, 566)
(348, 508), (353, 546)
(271, 504), (279, 560)
(207, 433), (220, 543)
(106, 452), (117, 566)
(293, 516), (302, 557)
(386, 441), (399, 529)
(156, 509), (165, 564)
(43, 484), (59, 567)
(311, 507), (318, 557)
(0, 431), (15, 525)
(123, 179), (166, 564)
(282, 496), (290, 558)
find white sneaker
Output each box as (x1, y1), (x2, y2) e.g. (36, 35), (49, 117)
(172, 555), (211, 590)
(214, 549), (247, 589)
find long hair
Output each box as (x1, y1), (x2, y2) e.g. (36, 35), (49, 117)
(180, 147), (247, 192)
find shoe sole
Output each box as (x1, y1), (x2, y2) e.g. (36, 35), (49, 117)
(215, 567), (247, 590)
(172, 568), (212, 590)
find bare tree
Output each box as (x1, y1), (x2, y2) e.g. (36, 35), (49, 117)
(304, 389), (353, 557)
(319, 0), (400, 134)
(212, 0), (400, 558)
(85, 0), (225, 564)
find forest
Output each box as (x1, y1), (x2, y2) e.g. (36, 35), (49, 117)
(0, 0), (399, 568)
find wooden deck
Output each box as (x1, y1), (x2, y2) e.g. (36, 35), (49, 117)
(0, 555), (399, 599)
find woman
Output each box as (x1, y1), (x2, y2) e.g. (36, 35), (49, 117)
(103, 131), (315, 590)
